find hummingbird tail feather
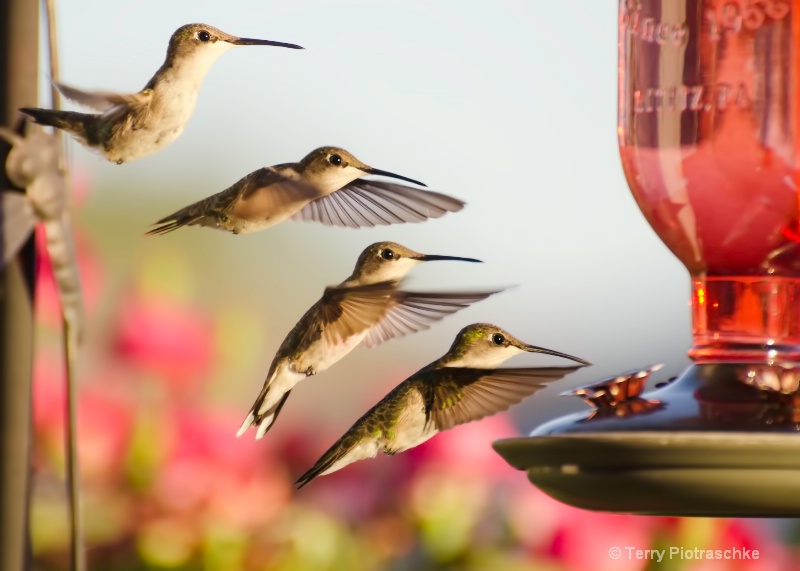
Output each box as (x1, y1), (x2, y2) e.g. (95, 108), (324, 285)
(145, 219), (188, 235)
(236, 389), (292, 439)
(296, 453), (340, 489)
(295, 434), (365, 489)
(254, 391), (292, 439)
(255, 415), (276, 439)
(235, 414), (255, 438)
(146, 206), (209, 235)
(19, 108), (88, 140)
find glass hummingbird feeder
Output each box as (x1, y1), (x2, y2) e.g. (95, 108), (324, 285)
(494, 0), (800, 516)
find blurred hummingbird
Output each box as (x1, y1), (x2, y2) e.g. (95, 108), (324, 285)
(19, 24), (303, 164)
(147, 146), (464, 234)
(237, 242), (503, 439)
(295, 322), (590, 488)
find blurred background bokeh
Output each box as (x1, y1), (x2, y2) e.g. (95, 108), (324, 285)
(24, 0), (800, 569)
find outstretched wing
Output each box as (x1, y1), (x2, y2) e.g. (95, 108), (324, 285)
(291, 179), (465, 228)
(364, 290), (503, 348)
(55, 81), (151, 113)
(226, 169), (321, 223)
(295, 282), (400, 349)
(428, 366), (585, 431)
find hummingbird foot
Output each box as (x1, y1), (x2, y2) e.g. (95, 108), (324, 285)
(305, 366), (316, 377)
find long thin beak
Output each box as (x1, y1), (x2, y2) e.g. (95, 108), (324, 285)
(232, 37), (304, 49)
(522, 344), (591, 366)
(416, 254), (483, 263)
(366, 167), (427, 187)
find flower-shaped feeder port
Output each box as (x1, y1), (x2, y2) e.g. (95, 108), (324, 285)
(738, 366), (800, 428)
(561, 364), (664, 421)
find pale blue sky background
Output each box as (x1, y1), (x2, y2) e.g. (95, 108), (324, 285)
(47, 0), (691, 431)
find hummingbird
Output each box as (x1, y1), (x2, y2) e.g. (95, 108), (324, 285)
(19, 24), (303, 164)
(236, 242), (503, 440)
(147, 146), (464, 234)
(295, 322), (590, 488)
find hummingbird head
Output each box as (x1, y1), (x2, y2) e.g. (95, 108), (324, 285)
(443, 323), (591, 369)
(297, 147), (426, 194)
(164, 24), (303, 75)
(347, 241), (482, 285)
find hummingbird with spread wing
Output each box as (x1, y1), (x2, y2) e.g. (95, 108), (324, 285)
(296, 323), (589, 488)
(20, 23), (303, 164)
(147, 146), (464, 235)
(237, 242), (503, 439)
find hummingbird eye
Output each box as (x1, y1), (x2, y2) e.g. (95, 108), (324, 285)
(329, 154), (343, 166)
(380, 249), (395, 260)
(492, 333), (505, 346)
(197, 30), (211, 42)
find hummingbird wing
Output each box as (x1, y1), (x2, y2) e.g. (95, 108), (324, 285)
(363, 290), (504, 348)
(147, 168), (320, 235)
(300, 282), (400, 347)
(227, 169), (322, 223)
(54, 81), (151, 113)
(426, 366), (585, 431)
(1, 191), (36, 269)
(290, 180), (465, 228)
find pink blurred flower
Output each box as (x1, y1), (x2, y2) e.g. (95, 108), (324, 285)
(406, 413), (521, 481)
(32, 354), (134, 482)
(508, 486), (672, 571)
(297, 456), (397, 521)
(114, 294), (214, 391)
(167, 406), (280, 475)
(151, 406), (292, 530)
